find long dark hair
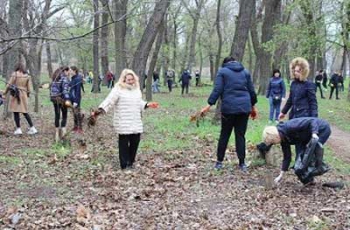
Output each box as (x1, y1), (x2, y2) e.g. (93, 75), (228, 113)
(52, 66), (69, 82)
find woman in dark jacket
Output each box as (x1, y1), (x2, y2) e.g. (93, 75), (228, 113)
(70, 66), (83, 133)
(266, 69), (286, 123)
(279, 57), (318, 120)
(201, 56), (258, 172)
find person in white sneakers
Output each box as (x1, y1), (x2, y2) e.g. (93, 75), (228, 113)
(3, 63), (38, 135)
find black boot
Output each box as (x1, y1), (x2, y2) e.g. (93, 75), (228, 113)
(311, 143), (330, 177)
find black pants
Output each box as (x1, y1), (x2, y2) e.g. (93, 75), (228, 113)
(195, 78), (199, 86)
(181, 83), (189, 94)
(14, 112), (33, 128)
(167, 80), (173, 92)
(329, 86), (339, 99)
(53, 102), (68, 128)
(217, 113), (249, 165)
(316, 83), (324, 98)
(118, 134), (141, 169)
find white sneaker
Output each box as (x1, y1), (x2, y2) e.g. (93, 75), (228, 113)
(27, 126), (38, 135)
(14, 128), (23, 135)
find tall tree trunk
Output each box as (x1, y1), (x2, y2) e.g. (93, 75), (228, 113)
(230, 0), (255, 61)
(186, 0), (205, 71)
(162, 14), (170, 86)
(209, 53), (214, 81)
(100, 0), (109, 79)
(46, 42), (53, 79)
(114, 0), (128, 79)
(181, 32), (191, 72)
(92, 0), (100, 93)
(131, 0), (171, 88)
(146, 20), (165, 101)
(3, 0), (24, 118)
(258, 0), (281, 95)
(214, 0), (222, 74)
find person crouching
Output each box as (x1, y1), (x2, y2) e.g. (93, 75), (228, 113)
(262, 117), (331, 184)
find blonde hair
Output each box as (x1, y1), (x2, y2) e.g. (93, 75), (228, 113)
(263, 126), (281, 145)
(289, 57), (310, 81)
(117, 69), (140, 89)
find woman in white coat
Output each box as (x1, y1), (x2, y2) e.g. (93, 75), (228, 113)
(91, 69), (158, 169)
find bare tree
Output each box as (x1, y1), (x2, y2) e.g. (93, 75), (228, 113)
(230, 0), (255, 61)
(214, 0), (222, 75)
(114, 0), (128, 79)
(92, 0), (100, 93)
(100, 0), (110, 79)
(131, 0), (171, 87)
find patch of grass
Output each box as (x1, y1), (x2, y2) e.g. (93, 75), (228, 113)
(324, 146), (350, 174)
(0, 155), (21, 165)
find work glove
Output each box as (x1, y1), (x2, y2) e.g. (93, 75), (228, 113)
(73, 102), (78, 108)
(312, 133), (319, 142)
(274, 171), (285, 184)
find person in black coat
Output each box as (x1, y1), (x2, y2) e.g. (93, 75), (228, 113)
(179, 70), (191, 95)
(329, 71), (340, 100)
(314, 70), (325, 99)
(262, 117), (331, 184)
(320, 69), (328, 89)
(201, 56), (258, 172)
(279, 57), (318, 120)
(70, 66), (84, 133)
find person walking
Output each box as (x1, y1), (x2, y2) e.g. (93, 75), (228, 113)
(152, 71), (160, 93)
(315, 70), (325, 99)
(3, 63), (38, 135)
(201, 56), (258, 172)
(179, 70), (191, 95)
(166, 69), (175, 92)
(266, 69), (286, 123)
(329, 71), (340, 100)
(50, 66), (71, 142)
(195, 70), (200, 87)
(90, 69), (159, 169)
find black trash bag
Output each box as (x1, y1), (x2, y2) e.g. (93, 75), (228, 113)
(294, 138), (319, 184)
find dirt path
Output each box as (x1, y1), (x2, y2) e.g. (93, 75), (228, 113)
(328, 125), (350, 164)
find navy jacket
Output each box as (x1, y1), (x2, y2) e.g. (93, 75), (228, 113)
(277, 117), (331, 171)
(70, 74), (83, 105)
(329, 74), (340, 87)
(266, 77), (286, 98)
(281, 80), (318, 119)
(208, 61), (257, 114)
(180, 71), (191, 84)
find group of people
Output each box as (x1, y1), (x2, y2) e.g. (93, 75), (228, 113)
(149, 69), (201, 94)
(202, 56), (331, 185)
(0, 64), (84, 142)
(315, 69), (344, 99)
(1, 56), (336, 186)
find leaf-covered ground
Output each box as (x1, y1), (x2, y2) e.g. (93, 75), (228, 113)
(0, 87), (349, 229)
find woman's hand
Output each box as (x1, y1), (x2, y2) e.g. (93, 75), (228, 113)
(274, 171), (285, 184)
(200, 105), (211, 115)
(278, 113), (285, 120)
(147, 102), (159, 108)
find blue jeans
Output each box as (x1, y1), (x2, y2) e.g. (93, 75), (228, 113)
(152, 80), (160, 93)
(269, 97), (281, 121)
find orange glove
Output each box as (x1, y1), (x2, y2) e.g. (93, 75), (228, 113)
(147, 102), (159, 108)
(250, 106), (258, 120)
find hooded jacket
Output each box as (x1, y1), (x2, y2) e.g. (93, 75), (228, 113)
(208, 61), (257, 114)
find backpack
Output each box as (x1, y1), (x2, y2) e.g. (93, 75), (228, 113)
(50, 80), (63, 102)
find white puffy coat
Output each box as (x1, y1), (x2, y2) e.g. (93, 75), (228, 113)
(99, 85), (147, 134)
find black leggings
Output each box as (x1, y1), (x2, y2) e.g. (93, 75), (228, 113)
(118, 134), (141, 169)
(53, 102), (68, 128)
(14, 112), (33, 128)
